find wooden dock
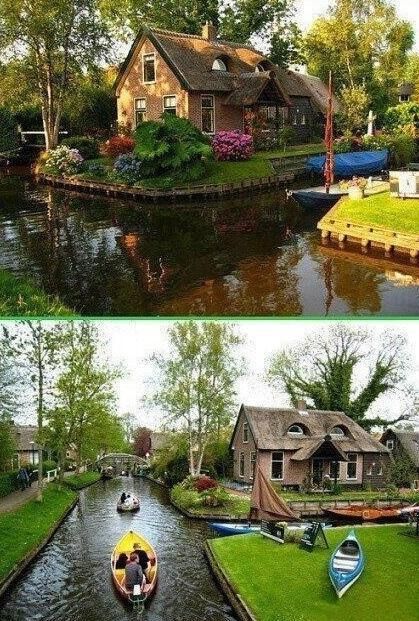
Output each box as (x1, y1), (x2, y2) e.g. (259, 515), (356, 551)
(318, 199), (419, 260)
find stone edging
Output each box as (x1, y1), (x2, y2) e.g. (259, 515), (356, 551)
(204, 541), (257, 621)
(0, 496), (79, 599)
(36, 171), (297, 203)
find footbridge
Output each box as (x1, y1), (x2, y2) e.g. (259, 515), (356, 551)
(96, 453), (147, 474)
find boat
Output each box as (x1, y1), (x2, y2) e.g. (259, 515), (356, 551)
(111, 530), (157, 605)
(117, 494), (140, 513)
(290, 188), (344, 209)
(324, 505), (403, 522)
(101, 466), (114, 480)
(307, 150), (388, 177)
(398, 503), (419, 515)
(329, 529), (364, 598)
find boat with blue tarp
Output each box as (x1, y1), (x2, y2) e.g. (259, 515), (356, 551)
(307, 150), (388, 177)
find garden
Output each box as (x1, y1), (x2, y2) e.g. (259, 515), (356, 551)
(170, 475), (250, 518)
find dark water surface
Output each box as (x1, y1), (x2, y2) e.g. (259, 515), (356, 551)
(0, 168), (418, 315)
(0, 478), (236, 621)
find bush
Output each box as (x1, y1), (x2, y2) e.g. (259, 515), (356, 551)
(193, 475), (218, 492)
(44, 145), (84, 176)
(113, 152), (143, 185)
(277, 126), (297, 152)
(43, 460), (58, 474)
(212, 131), (253, 161)
(61, 136), (99, 160)
(103, 135), (135, 157)
(201, 486), (230, 507)
(82, 161), (107, 178)
(334, 134), (363, 153)
(0, 107), (19, 153)
(134, 114), (212, 183)
(383, 103), (419, 132)
(171, 483), (201, 509)
(0, 471), (18, 498)
(363, 132), (416, 167)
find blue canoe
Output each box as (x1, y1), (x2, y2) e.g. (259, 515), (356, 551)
(210, 522), (260, 536)
(307, 150), (388, 177)
(291, 190), (344, 209)
(329, 530), (364, 598)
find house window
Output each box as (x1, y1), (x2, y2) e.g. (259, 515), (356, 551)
(288, 424), (305, 436)
(143, 54), (156, 83)
(243, 422), (249, 443)
(163, 95), (177, 115)
(212, 58), (227, 71)
(301, 113), (306, 125)
(330, 461), (340, 480)
(399, 94), (410, 102)
(250, 451), (256, 479)
(367, 462), (383, 476)
(346, 453), (357, 480)
(386, 440), (394, 450)
(201, 95), (215, 133)
(134, 98), (146, 126)
(330, 426), (346, 438)
(239, 451), (245, 477)
(271, 451), (284, 480)
(292, 111), (297, 125)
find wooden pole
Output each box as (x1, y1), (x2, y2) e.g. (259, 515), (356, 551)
(324, 71), (334, 194)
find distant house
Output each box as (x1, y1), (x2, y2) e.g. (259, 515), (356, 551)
(13, 425), (42, 467)
(230, 402), (390, 490)
(380, 428), (419, 484)
(149, 431), (171, 454)
(115, 23), (338, 143)
(398, 82), (414, 103)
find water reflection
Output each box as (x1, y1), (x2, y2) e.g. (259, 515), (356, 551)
(0, 478), (236, 621)
(0, 169), (418, 316)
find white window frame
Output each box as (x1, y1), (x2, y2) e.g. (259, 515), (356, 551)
(201, 94), (215, 134)
(163, 95), (177, 115)
(346, 453), (357, 480)
(239, 451), (245, 478)
(386, 440), (394, 450)
(271, 451), (284, 481)
(366, 463), (373, 476)
(143, 52), (156, 84)
(243, 421), (249, 443)
(250, 451), (256, 480)
(134, 98), (147, 127)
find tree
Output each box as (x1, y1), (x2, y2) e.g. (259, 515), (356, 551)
(0, 0), (110, 149)
(150, 321), (243, 476)
(337, 84), (370, 133)
(47, 322), (120, 475)
(387, 453), (416, 488)
(267, 324), (415, 431)
(0, 416), (15, 471)
(304, 0), (414, 116)
(133, 426), (152, 457)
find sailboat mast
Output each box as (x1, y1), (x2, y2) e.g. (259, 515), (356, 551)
(324, 71), (334, 194)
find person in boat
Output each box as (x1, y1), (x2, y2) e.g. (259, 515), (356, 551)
(124, 553), (144, 592)
(120, 492), (127, 504)
(132, 543), (149, 575)
(115, 552), (128, 569)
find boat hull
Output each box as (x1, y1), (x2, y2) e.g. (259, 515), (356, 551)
(111, 530), (157, 604)
(210, 522), (260, 536)
(117, 497), (140, 513)
(329, 530), (364, 598)
(324, 506), (402, 523)
(291, 190), (343, 209)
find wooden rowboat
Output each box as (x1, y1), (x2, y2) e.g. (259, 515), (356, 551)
(116, 494), (140, 512)
(111, 530), (157, 605)
(329, 529), (364, 598)
(323, 505), (402, 522)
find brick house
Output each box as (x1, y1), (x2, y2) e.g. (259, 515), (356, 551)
(114, 24), (336, 142)
(380, 428), (419, 485)
(230, 403), (390, 490)
(12, 425), (42, 468)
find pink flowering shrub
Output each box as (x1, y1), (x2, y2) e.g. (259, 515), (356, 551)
(212, 131), (254, 161)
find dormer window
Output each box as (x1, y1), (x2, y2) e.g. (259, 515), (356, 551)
(288, 424), (305, 436)
(255, 64), (264, 73)
(212, 58), (227, 71)
(330, 426), (346, 438)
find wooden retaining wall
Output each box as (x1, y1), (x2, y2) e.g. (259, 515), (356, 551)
(318, 200), (419, 259)
(37, 171), (297, 203)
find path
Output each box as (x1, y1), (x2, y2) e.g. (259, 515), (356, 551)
(0, 484), (40, 514)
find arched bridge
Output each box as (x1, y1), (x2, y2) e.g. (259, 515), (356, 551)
(96, 453), (147, 474)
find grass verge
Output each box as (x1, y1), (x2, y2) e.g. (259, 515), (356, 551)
(63, 471), (101, 490)
(209, 525), (419, 621)
(0, 269), (74, 316)
(334, 192), (419, 236)
(0, 485), (77, 582)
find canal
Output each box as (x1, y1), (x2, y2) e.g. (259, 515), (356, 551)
(1, 168), (418, 316)
(0, 477), (236, 621)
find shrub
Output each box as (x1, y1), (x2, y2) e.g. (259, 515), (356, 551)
(113, 152), (143, 185)
(134, 114), (212, 183)
(170, 483), (201, 509)
(0, 107), (19, 153)
(383, 103), (419, 132)
(43, 460), (58, 474)
(44, 145), (84, 176)
(62, 136), (100, 160)
(277, 126), (297, 152)
(82, 161), (107, 178)
(363, 132), (415, 167)
(334, 134), (362, 153)
(212, 131), (253, 161)
(0, 471), (18, 498)
(103, 135), (135, 157)
(201, 486), (230, 507)
(193, 475), (218, 492)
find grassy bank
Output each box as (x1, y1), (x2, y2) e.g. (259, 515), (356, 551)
(0, 485), (77, 582)
(277, 488), (419, 504)
(209, 525), (419, 621)
(0, 269), (74, 316)
(334, 192), (419, 235)
(63, 471), (101, 490)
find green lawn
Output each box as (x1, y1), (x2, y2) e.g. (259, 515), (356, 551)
(334, 192), (419, 236)
(277, 488), (419, 504)
(63, 471), (101, 490)
(186, 495), (251, 517)
(0, 485), (77, 582)
(0, 269), (74, 316)
(209, 525), (419, 621)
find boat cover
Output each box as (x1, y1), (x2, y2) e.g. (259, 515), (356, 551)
(249, 465), (299, 522)
(307, 150), (388, 177)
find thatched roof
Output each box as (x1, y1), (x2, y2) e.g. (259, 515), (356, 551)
(382, 430), (419, 467)
(233, 405), (389, 454)
(150, 431), (171, 451)
(13, 425), (40, 452)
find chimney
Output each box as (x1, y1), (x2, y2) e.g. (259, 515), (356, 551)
(296, 399), (307, 411)
(202, 21), (217, 41)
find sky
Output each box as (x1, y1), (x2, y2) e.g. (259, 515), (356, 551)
(91, 319), (419, 430)
(295, 0), (419, 51)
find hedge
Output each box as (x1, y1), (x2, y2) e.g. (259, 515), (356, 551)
(0, 471), (18, 498)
